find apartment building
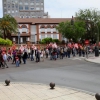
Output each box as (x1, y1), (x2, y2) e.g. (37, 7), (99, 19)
(2, 0), (48, 18)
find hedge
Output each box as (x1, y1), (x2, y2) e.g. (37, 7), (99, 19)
(0, 38), (12, 46)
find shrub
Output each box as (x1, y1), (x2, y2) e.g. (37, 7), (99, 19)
(0, 38), (12, 45)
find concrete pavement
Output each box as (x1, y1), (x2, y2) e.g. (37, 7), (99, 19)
(85, 56), (100, 64)
(0, 82), (95, 100)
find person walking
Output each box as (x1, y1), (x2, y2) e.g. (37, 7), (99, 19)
(0, 52), (4, 68)
(40, 49), (45, 62)
(12, 50), (16, 64)
(60, 48), (64, 59)
(30, 48), (34, 61)
(15, 54), (20, 67)
(17, 50), (22, 64)
(3, 52), (9, 68)
(22, 51), (28, 64)
(36, 49), (40, 62)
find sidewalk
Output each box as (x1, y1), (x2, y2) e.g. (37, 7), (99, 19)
(0, 82), (95, 100)
(85, 56), (100, 64)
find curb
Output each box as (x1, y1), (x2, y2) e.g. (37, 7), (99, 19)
(84, 58), (100, 64)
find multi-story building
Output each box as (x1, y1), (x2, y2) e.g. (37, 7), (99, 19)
(11, 17), (71, 44)
(2, 0), (48, 18)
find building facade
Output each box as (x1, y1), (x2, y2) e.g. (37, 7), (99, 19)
(2, 0), (48, 18)
(11, 18), (71, 44)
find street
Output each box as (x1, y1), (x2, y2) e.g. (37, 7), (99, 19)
(0, 56), (100, 94)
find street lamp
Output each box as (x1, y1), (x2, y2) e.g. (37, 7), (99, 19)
(18, 32), (20, 49)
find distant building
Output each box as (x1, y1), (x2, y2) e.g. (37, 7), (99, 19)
(2, 0), (48, 18)
(12, 18), (71, 44)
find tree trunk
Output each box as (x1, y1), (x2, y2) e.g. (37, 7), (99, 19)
(3, 29), (6, 39)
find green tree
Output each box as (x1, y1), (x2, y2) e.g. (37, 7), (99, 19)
(75, 8), (100, 43)
(0, 14), (18, 39)
(56, 20), (85, 42)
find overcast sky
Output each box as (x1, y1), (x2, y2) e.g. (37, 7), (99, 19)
(0, 0), (100, 18)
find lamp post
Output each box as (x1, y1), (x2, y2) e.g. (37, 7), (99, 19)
(18, 32), (20, 49)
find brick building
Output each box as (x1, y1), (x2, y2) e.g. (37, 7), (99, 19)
(12, 17), (71, 44)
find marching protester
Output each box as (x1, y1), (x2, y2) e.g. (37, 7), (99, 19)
(3, 52), (9, 68)
(40, 49), (45, 62)
(27, 48), (31, 58)
(30, 48), (34, 61)
(15, 54), (20, 67)
(17, 50), (22, 64)
(0, 41), (95, 69)
(12, 50), (16, 64)
(22, 50), (28, 64)
(0, 52), (4, 68)
(35, 48), (40, 62)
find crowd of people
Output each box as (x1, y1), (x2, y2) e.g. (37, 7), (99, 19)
(0, 43), (95, 69)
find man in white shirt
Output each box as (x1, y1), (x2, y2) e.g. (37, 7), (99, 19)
(3, 52), (9, 68)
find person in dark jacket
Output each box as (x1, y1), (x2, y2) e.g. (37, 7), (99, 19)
(0, 52), (4, 68)
(30, 48), (34, 61)
(22, 51), (28, 64)
(12, 50), (16, 64)
(35, 49), (40, 62)
(17, 50), (22, 64)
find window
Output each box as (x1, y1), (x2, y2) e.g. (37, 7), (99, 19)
(53, 34), (57, 39)
(12, 4), (14, 8)
(8, 4), (10, 8)
(41, 34), (45, 40)
(12, 11), (14, 13)
(47, 34), (51, 38)
(47, 28), (51, 32)
(21, 25), (28, 33)
(8, 11), (10, 13)
(21, 25), (27, 28)
(19, 6), (23, 10)
(41, 3), (43, 5)
(15, 4), (18, 8)
(4, 4), (6, 7)
(19, 2), (22, 5)
(4, 0), (6, 2)
(36, 0), (40, 2)
(30, 2), (34, 5)
(25, 2), (28, 5)
(30, 8), (34, 10)
(30, 0), (34, 1)
(36, 3), (39, 5)
(41, 27), (45, 32)
(41, 8), (43, 10)
(25, 6), (29, 10)
(36, 7), (40, 10)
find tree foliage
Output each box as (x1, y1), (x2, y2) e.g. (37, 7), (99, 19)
(40, 38), (60, 44)
(0, 14), (18, 39)
(56, 20), (86, 42)
(75, 8), (100, 42)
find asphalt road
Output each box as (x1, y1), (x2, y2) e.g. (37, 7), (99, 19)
(0, 56), (100, 94)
